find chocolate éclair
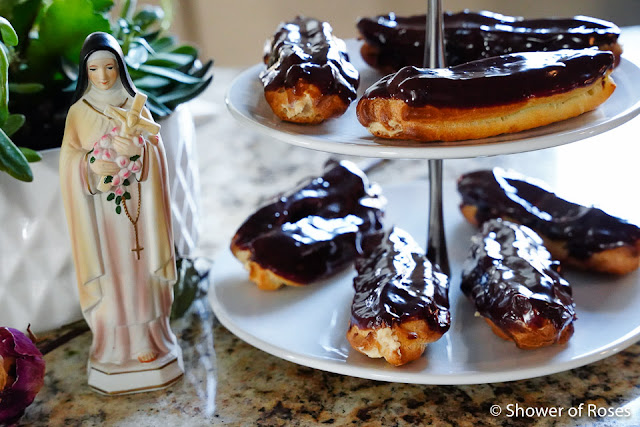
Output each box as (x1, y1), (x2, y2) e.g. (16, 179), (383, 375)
(461, 219), (576, 349)
(260, 16), (359, 124)
(356, 49), (615, 142)
(458, 168), (640, 275)
(230, 160), (385, 290)
(347, 227), (450, 366)
(357, 10), (622, 72)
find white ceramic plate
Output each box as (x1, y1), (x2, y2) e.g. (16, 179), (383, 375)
(226, 42), (640, 159)
(209, 181), (640, 385)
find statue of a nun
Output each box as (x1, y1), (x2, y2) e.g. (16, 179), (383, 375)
(59, 32), (183, 394)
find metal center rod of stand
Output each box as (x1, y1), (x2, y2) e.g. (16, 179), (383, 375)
(424, 0), (450, 275)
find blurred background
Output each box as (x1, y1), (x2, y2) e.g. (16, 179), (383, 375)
(169, 0), (640, 66)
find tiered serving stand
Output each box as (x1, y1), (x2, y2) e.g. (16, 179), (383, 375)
(210, 1), (640, 384)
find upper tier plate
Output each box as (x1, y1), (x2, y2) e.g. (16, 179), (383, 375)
(226, 41), (640, 159)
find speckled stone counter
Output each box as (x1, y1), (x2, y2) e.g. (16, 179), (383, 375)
(17, 28), (640, 427)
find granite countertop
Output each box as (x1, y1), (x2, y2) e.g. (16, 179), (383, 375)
(17, 29), (640, 426)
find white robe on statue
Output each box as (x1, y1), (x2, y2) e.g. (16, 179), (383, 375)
(60, 85), (178, 373)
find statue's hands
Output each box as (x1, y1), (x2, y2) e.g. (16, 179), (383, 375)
(112, 135), (142, 157)
(90, 159), (121, 176)
(126, 111), (140, 129)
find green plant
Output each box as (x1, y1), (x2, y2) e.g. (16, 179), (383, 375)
(0, 17), (40, 182)
(0, 0), (212, 170)
(115, 0), (214, 117)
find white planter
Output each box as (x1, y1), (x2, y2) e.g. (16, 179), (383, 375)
(0, 105), (200, 332)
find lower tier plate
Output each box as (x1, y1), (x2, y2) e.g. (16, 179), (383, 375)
(209, 182), (640, 385)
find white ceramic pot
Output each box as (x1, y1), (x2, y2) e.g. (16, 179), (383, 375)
(0, 105), (200, 332)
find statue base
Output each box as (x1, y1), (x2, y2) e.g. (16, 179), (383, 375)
(87, 352), (184, 395)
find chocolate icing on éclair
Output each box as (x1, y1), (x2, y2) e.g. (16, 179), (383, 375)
(461, 219), (576, 341)
(231, 160), (384, 285)
(360, 49), (614, 109)
(350, 227), (450, 334)
(357, 10), (621, 70)
(260, 16), (359, 105)
(457, 168), (640, 261)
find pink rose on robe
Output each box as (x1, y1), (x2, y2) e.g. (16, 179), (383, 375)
(111, 174), (122, 186)
(102, 149), (115, 161)
(92, 147), (102, 157)
(119, 168), (132, 179)
(133, 135), (145, 147)
(99, 134), (112, 148)
(114, 186), (125, 197)
(116, 156), (129, 168)
(129, 160), (142, 173)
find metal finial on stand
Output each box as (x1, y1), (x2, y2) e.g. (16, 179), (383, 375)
(424, 0), (450, 275)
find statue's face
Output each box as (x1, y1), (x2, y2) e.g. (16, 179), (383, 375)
(87, 57), (118, 90)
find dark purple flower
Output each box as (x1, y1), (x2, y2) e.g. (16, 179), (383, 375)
(0, 327), (45, 424)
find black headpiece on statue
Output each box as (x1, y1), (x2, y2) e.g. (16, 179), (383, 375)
(71, 32), (137, 105)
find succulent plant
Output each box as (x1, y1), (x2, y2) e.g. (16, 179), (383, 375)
(0, 17), (40, 182)
(0, 0), (213, 179)
(114, 1), (214, 117)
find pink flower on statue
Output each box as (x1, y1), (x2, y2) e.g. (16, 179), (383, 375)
(111, 174), (122, 186)
(119, 168), (132, 179)
(92, 147), (102, 157)
(133, 135), (145, 147)
(110, 127), (119, 135)
(99, 135), (112, 148)
(103, 149), (115, 161)
(114, 186), (125, 197)
(129, 160), (142, 173)
(116, 156), (129, 168)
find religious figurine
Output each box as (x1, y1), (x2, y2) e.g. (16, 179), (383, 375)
(59, 32), (183, 394)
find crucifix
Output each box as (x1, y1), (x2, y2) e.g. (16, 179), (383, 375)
(103, 93), (160, 260)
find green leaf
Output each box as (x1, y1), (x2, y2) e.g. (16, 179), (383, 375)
(130, 36), (156, 54)
(115, 195), (122, 205)
(133, 7), (164, 31)
(0, 127), (32, 181)
(0, 31), (10, 125)
(1, 114), (25, 137)
(136, 64), (201, 84)
(144, 52), (195, 69)
(26, 0), (111, 72)
(104, 175), (113, 183)
(123, 178), (130, 186)
(0, 16), (18, 46)
(149, 35), (176, 52)
(129, 154), (140, 161)
(191, 59), (214, 79)
(2, 0), (42, 54)
(171, 257), (211, 320)
(139, 29), (161, 45)
(138, 90), (172, 117)
(125, 44), (149, 69)
(115, 205), (121, 214)
(90, 0), (114, 13)
(8, 82), (45, 94)
(123, 191), (131, 200)
(162, 75), (213, 109)
(19, 146), (41, 162)
(171, 45), (198, 58)
(133, 75), (170, 90)
(90, 156), (95, 163)
(106, 192), (115, 201)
